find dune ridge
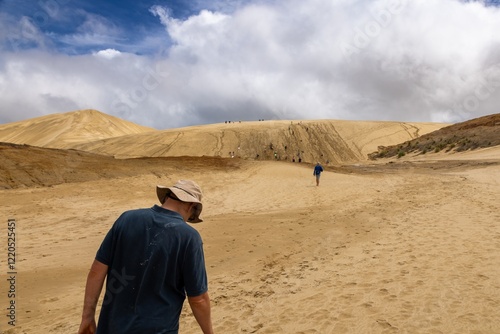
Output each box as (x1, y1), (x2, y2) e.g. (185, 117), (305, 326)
(370, 113), (500, 159)
(0, 109), (447, 164)
(71, 118), (445, 164)
(0, 109), (155, 149)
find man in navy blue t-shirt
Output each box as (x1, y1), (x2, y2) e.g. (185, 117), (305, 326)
(77, 180), (214, 334)
(313, 162), (324, 186)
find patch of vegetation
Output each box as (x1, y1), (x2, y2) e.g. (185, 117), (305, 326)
(368, 113), (500, 160)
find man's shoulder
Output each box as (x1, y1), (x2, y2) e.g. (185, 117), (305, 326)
(113, 208), (155, 227)
(178, 221), (202, 236)
(119, 207), (153, 218)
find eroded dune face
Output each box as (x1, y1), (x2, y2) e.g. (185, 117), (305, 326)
(69, 119), (447, 163)
(2, 109), (499, 191)
(0, 108), (446, 164)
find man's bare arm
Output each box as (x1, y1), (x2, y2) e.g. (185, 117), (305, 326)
(77, 259), (108, 334)
(188, 291), (214, 334)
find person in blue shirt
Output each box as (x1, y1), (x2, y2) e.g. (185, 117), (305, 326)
(77, 180), (214, 334)
(313, 162), (324, 186)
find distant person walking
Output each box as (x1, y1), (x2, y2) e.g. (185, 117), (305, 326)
(313, 162), (324, 186)
(77, 180), (214, 334)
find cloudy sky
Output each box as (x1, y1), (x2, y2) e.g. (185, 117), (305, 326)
(1, 0), (499, 129)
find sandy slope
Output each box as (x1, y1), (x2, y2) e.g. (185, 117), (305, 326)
(0, 154), (499, 334)
(0, 109), (447, 164)
(0, 142), (239, 189)
(0, 109), (155, 149)
(0, 111), (498, 333)
(71, 119), (445, 164)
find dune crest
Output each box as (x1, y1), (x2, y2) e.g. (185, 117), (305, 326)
(0, 109), (155, 149)
(71, 119), (446, 164)
(0, 110), (447, 164)
(370, 113), (500, 159)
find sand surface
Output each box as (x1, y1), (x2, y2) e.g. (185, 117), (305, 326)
(0, 110), (155, 149)
(0, 109), (448, 165)
(1, 151), (499, 333)
(0, 111), (498, 333)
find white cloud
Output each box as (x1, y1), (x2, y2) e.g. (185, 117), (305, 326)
(1, 0), (500, 128)
(94, 48), (122, 59)
(149, 5), (176, 27)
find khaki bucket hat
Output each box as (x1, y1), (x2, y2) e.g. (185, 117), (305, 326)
(156, 180), (204, 223)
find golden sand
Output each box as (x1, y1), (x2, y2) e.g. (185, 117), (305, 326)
(0, 111), (498, 333)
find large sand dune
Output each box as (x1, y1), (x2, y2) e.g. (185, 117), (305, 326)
(70, 119), (447, 164)
(0, 109), (446, 164)
(0, 111), (499, 333)
(0, 109), (155, 149)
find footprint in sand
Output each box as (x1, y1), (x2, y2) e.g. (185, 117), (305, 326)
(40, 297), (59, 304)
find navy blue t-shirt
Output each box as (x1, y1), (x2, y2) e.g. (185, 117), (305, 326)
(314, 164), (323, 175)
(95, 205), (208, 334)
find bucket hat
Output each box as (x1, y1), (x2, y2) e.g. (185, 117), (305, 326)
(156, 180), (203, 223)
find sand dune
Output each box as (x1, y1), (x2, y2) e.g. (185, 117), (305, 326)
(0, 142), (241, 189)
(370, 113), (500, 159)
(0, 111), (499, 334)
(0, 109), (446, 164)
(71, 119), (445, 164)
(0, 109), (155, 149)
